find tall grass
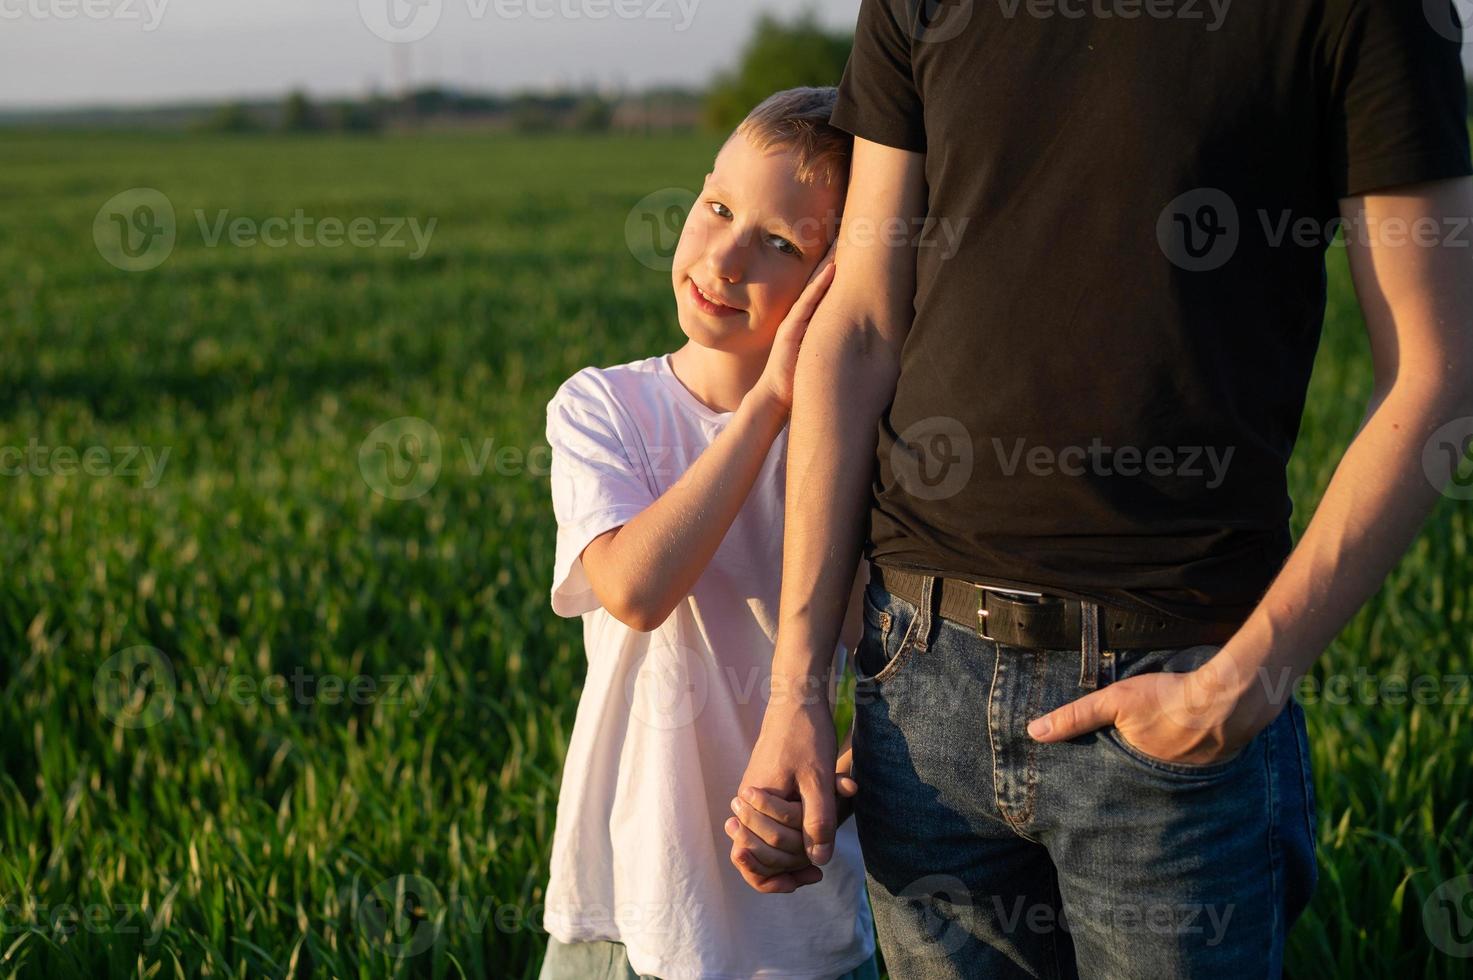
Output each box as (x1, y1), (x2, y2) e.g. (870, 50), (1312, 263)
(0, 131), (1467, 978)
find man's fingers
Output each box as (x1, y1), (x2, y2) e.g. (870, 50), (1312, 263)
(798, 769), (837, 866)
(730, 796), (804, 853)
(835, 774), (859, 798)
(1028, 688), (1117, 742)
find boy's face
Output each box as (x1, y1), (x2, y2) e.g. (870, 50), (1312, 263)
(671, 134), (844, 356)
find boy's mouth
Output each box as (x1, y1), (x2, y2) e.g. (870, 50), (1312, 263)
(688, 278), (743, 317)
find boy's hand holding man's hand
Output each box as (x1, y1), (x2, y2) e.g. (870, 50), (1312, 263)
(724, 738), (858, 894)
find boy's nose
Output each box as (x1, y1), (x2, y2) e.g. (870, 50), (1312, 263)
(705, 231), (744, 283)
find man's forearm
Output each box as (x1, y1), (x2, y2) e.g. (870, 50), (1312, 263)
(771, 303), (900, 695)
(1215, 379), (1473, 722)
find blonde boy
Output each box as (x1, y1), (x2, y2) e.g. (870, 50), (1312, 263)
(539, 88), (876, 980)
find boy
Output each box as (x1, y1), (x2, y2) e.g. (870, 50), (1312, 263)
(539, 87), (877, 980)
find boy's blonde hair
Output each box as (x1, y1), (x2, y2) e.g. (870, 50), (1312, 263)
(733, 86), (853, 189)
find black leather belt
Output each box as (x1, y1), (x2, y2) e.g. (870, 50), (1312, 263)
(870, 564), (1239, 651)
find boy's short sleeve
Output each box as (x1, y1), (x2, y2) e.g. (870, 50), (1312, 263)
(1324, 1), (1473, 198)
(546, 373), (656, 618)
(830, 0), (927, 153)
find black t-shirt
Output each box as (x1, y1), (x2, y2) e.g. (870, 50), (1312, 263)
(830, 0), (1472, 625)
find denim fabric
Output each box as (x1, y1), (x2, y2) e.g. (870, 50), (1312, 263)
(850, 572), (1318, 979)
(538, 936), (881, 980)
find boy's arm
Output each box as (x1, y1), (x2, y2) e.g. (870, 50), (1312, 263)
(581, 262), (835, 632)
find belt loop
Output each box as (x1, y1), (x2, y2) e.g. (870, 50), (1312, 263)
(913, 574), (937, 653)
(1078, 599), (1101, 690)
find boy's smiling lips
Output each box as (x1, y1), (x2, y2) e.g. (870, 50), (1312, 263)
(688, 277), (744, 317)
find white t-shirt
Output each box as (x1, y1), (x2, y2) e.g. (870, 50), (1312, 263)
(542, 352), (874, 980)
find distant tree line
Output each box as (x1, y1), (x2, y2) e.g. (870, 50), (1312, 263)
(190, 10), (852, 136)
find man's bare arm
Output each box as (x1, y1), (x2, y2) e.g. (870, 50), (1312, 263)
(1030, 176), (1473, 759)
(1217, 177), (1473, 710)
(771, 137), (928, 692)
(733, 137), (928, 887)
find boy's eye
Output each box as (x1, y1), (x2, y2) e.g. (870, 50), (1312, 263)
(705, 200), (801, 257)
(767, 234), (801, 257)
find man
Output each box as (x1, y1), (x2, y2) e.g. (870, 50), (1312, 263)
(727, 1), (1473, 976)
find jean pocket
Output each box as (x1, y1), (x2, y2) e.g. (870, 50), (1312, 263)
(854, 584), (921, 685)
(1101, 724), (1250, 778)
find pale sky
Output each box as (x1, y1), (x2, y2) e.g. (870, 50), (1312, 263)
(1, 0), (1468, 110)
(0, 0), (863, 108)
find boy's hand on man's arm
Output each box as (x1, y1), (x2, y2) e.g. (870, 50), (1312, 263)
(578, 240), (838, 633)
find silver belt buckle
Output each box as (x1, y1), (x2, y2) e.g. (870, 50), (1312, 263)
(973, 581), (1044, 641)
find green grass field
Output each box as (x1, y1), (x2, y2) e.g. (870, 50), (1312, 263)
(0, 131), (1468, 978)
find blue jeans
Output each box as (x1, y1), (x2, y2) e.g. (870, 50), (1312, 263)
(850, 571), (1318, 979)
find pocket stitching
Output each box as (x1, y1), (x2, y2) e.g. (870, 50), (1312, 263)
(868, 605), (921, 685)
(1103, 725), (1247, 777)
